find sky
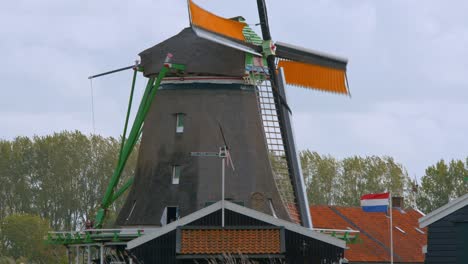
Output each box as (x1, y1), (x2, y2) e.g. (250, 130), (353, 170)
(1, 0), (468, 179)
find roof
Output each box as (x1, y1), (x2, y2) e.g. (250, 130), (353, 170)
(127, 201), (345, 249)
(179, 227), (282, 255)
(310, 205), (427, 263)
(419, 193), (468, 228)
(138, 28), (247, 78)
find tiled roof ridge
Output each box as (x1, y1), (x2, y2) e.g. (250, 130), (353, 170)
(328, 206), (402, 262)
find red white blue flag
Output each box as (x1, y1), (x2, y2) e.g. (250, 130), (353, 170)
(360, 192), (390, 212)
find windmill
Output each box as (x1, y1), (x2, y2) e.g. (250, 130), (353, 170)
(46, 1), (353, 262)
(83, 0), (349, 231)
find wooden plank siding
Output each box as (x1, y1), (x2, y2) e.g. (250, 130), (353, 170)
(425, 205), (468, 264)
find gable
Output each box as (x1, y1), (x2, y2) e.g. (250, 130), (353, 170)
(128, 201), (345, 250)
(419, 193), (468, 228)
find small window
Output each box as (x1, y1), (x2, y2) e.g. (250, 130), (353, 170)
(172, 165), (181, 184)
(160, 206), (179, 226)
(176, 113), (185, 133)
(167, 206), (179, 224)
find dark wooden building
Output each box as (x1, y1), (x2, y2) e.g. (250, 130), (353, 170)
(419, 193), (468, 264)
(127, 201), (346, 263)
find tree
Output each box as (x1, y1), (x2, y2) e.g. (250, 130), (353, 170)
(334, 155), (366, 206)
(300, 152), (412, 207)
(0, 131), (139, 231)
(300, 150), (339, 205)
(416, 159), (468, 213)
(0, 214), (65, 263)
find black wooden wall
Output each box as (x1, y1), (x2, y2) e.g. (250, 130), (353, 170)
(129, 208), (344, 263)
(425, 205), (468, 264)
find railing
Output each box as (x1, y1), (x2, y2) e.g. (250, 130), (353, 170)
(46, 228), (155, 245)
(313, 228), (361, 243)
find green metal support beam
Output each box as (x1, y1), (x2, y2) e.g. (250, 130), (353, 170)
(110, 177), (134, 204)
(118, 68), (138, 163)
(94, 56), (185, 228)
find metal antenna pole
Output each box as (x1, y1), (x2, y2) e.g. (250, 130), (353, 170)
(191, 145), (232, 228)
(221, 151), (226, 228)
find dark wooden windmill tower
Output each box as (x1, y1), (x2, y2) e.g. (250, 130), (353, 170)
(113, 0), (349, 229)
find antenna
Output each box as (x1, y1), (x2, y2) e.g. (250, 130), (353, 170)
(218, 122), (235, 171)
(190, 124), (236, 227)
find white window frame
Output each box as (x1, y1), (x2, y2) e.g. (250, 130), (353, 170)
(172, 165), (181, 184)
(176, 113), (184, 133)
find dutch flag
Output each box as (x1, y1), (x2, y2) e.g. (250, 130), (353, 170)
(360, 192), (390, 213)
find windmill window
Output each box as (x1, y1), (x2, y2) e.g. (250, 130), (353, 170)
(172, 165), (181, 184)
(161, 206), (179, 225)
(176, 113), (185, 133)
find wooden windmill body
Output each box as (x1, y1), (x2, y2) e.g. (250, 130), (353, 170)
(116, 28), (293, 226)
(116, 0), (349, 229)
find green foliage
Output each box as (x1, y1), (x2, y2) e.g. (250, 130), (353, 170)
(416, 159), (468, 213)
(0, 131), (138, 231)
(300, 151), (339, 205)
(0, 214), (64, 263)
(300, 151), (412, 206)
(0, 131), (138, 262)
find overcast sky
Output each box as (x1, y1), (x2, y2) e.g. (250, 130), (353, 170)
(1, 0), (468, 179)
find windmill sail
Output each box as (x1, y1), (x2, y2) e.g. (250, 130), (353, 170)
(275, 41), (349, 94)
(275, 42), (348, 70)
(191, 26), (262, 56)
(188, 0), (263, 56)
(188, 0), (245, 41)
(277, 60), (349, 94)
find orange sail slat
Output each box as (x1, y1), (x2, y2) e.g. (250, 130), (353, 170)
(189, 0), (246, 41)
(277, 60), (349, 95)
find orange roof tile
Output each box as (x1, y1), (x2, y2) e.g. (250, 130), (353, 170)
(285, 203), (301, 225)
(180, 229), (281, 255)
(310, 206), (427, 263)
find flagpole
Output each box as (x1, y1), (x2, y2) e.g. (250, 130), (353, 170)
(389, 192), (393, 264)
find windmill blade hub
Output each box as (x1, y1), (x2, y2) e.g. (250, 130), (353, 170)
(262, 40), (276, 56)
